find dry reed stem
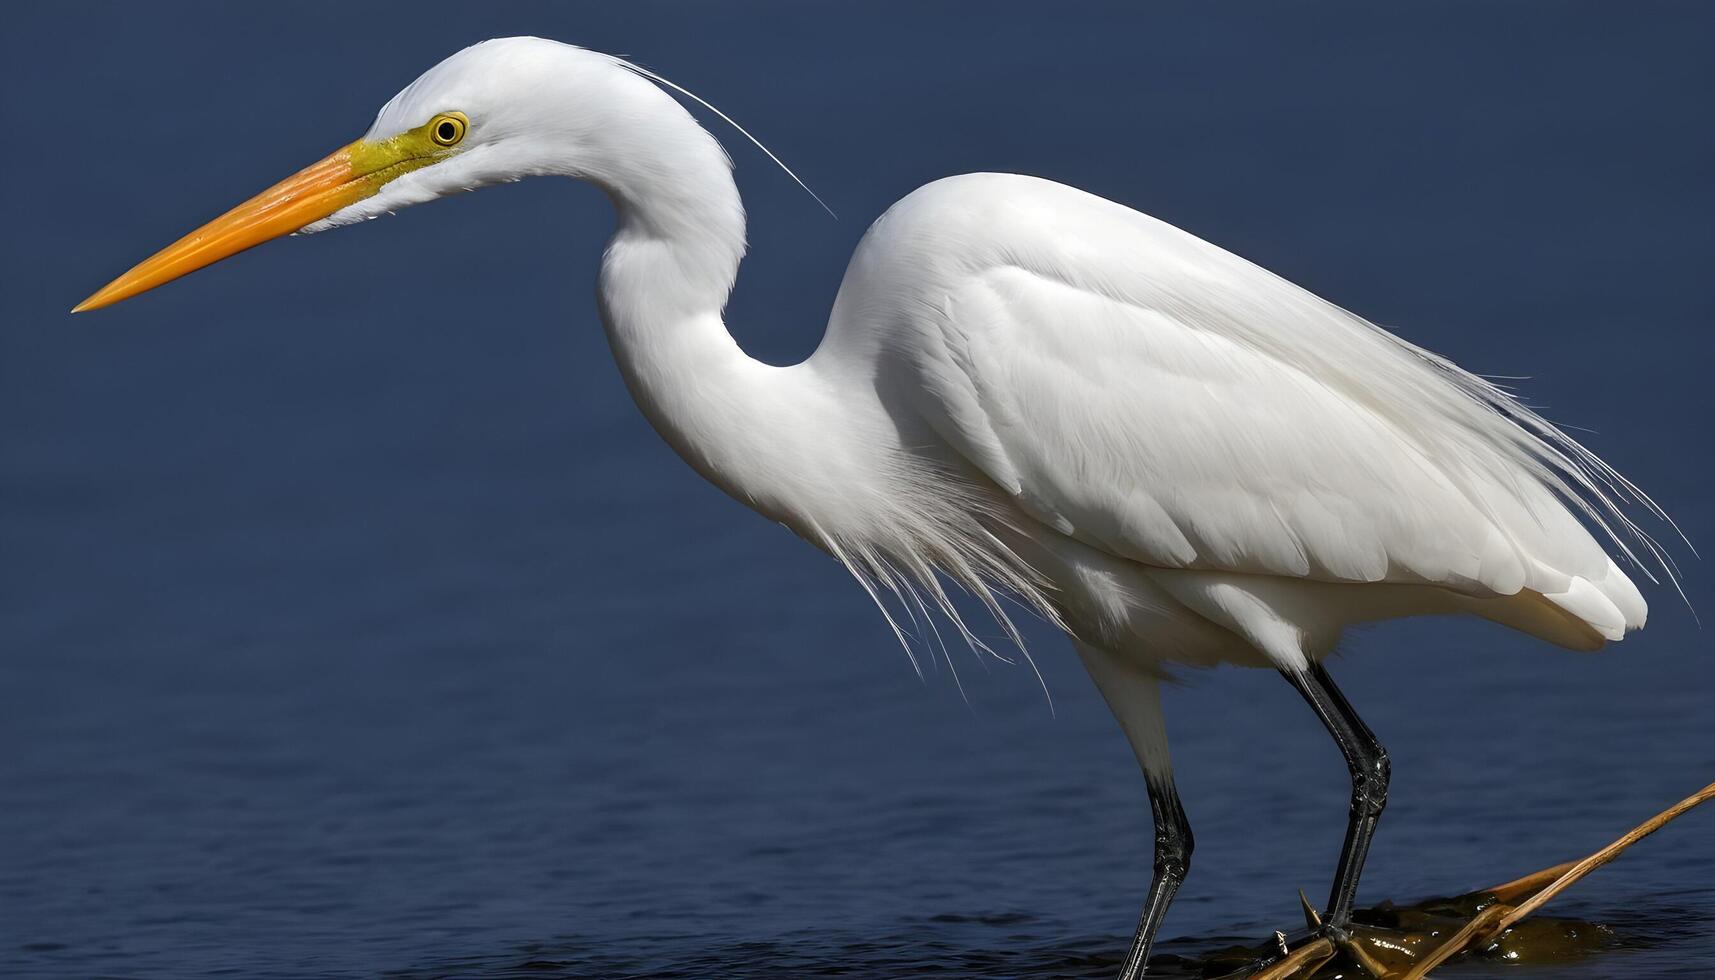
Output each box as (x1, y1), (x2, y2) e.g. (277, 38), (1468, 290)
(1339, 935), (1394, 977)
(1245, 777), (1715, 980)
(1481, 779), (1715, 936)
(1247, 938), (1334, 980)
(1395, 904), (1506, 980)
(1481, 859), (1576, 903)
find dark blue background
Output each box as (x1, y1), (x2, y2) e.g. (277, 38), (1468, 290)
(4, 3), (1711, 977)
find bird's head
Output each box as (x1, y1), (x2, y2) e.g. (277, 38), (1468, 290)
(74, 37), (735, 312)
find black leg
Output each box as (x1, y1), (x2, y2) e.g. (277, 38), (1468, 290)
(1116, 772), (1194, 980)
(1281, 661), (1390, 931)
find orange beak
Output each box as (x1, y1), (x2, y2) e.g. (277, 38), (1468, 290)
(73, 142), (371, 313)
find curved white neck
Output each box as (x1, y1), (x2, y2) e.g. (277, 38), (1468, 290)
(580, 87), (1040, 632)
(593, 139), (849, 531)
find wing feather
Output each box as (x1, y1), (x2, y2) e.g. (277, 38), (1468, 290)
(840, 174), (1656, 608)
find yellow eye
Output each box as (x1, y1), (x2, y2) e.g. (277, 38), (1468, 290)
(429, 112), (467, 147)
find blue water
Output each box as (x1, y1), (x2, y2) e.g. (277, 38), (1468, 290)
(3, 3), (1712, 978)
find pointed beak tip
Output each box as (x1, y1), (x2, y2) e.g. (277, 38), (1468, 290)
(72, 141), (366, 315)
(70, 285), (120, 314)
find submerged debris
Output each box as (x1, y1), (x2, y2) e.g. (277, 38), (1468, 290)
(1152, 779), (1713, 979)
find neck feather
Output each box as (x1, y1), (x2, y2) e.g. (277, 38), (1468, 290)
(594, 124), (838, 529)
(586, 100), (1056, 661)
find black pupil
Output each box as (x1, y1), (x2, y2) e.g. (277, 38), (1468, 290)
(437, 121), (457, 141)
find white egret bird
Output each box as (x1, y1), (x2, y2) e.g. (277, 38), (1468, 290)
(76, 37), (1669, 977)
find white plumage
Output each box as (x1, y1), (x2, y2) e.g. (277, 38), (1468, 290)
(81, 36), (1673, 978)
(827, 172), (1651, 667)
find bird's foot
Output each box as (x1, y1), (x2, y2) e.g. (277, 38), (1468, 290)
(1249, 905), (1393, 980)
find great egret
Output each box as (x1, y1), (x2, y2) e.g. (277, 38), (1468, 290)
(76, 37), (1670, 977)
